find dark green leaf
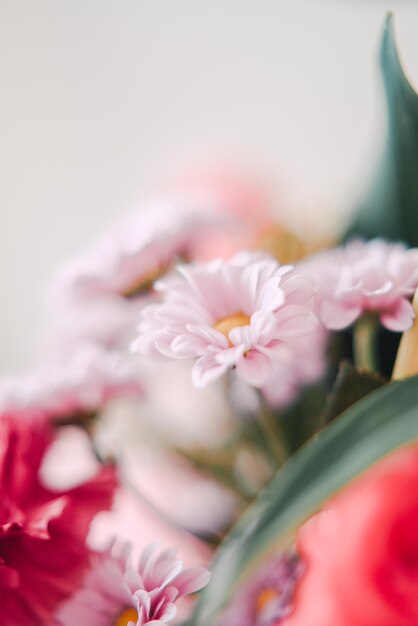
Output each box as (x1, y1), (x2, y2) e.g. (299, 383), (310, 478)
(346, 13), (418, 246)
(322, 360), (387, 423)
(194, 375), (418, 625)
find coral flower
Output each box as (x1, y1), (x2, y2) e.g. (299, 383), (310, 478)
(0, 413), (116, 626)
(0, 344), (142, 423)
(217, 552), (302, 626)
(284, 446), (418, 626)
(55, 542), (211, 626)
(299, 239), (418, 331)
(133, 253), (319, 388)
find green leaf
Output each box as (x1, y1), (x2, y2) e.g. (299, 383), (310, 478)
(266, 381), (327, 456)
(194, 375), (418, 625)
(322, 360), (387, 423)
(346, 13), (418, 246)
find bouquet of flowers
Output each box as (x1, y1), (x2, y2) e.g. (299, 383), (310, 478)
(2, 13), (418, 626)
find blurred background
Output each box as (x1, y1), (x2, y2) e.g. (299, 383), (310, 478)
(1, 0), (418, 374)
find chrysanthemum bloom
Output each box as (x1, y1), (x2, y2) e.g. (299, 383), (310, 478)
(133, 253), (319, 388)
(217, 552), (302, 626)
(283, 447), (418, 626)
(55, 542), (211, 626)
(0, 413), (117, 626)
(0, 344), (142, 424)
(299, 239), (418, 331)
(55, 201), (211, 299)
(45, 201), (224, 353)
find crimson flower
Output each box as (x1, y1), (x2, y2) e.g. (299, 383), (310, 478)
(0, 413), (117, 626)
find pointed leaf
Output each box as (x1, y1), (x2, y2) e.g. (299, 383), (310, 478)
(346, 13), (418, 245)
(322, 360), (387, 423)
(194, 375), (418, 624)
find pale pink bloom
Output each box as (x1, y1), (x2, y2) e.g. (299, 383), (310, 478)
(0, 344), (142, 422)
(216, 552), (302, 626)
(133, 253), (319, 388)
(299, 239), (418, 331)
(45, 201), (225, 353)
(55, 542), (211, 626)
(53, 201), (209, 299)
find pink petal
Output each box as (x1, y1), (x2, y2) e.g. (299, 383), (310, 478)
(281, 274), (316, 306)
(236, 350), (272, 387)
(320, 299), (361, 330)
(172, 567), (212, 597)
(380, 298), (415, 331)
(228, 325), (254, 349)
(186, 324), (229, 349)
(214, 345), (246, 366)
(274, 305), (318, 337)
(192, 356), (228, 387)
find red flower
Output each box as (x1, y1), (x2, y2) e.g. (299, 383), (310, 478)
(284, 446), (418, 626)
(0, 413), (116, 626)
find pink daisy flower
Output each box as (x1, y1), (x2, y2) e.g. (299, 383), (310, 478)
(53, 201), (208, 300)
(45, 201), (225, 353)
(55, 542), (211, 626)
(299, 239), (418, 331)
(216, 552), (302, 626)
(0, 344), (142, 423)
(133, 253), (319, 388)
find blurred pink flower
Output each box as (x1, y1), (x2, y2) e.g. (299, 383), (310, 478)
(55, 542), (211, 626)
(44, 201), (225, 353)
(0, 344), (142, 422)
(53, 201), (207, 300)
(261, 329), (327, 407)
(133, 252), (318, 388)
(0, 413), (116, 626)
(165, 166), (274, 261)
(217, 552), (302, 626)
(299, 239), (418, 331)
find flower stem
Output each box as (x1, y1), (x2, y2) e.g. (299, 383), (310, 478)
(353, 316), (379, 372)
(256, 391), (288, 468)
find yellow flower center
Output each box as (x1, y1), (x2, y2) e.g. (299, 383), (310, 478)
(255, 588), (280, 613)
(213, 313), (251, 345)
(114, 607), (139, 626)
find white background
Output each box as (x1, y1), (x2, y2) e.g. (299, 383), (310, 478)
(1, 0), (418, 373)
